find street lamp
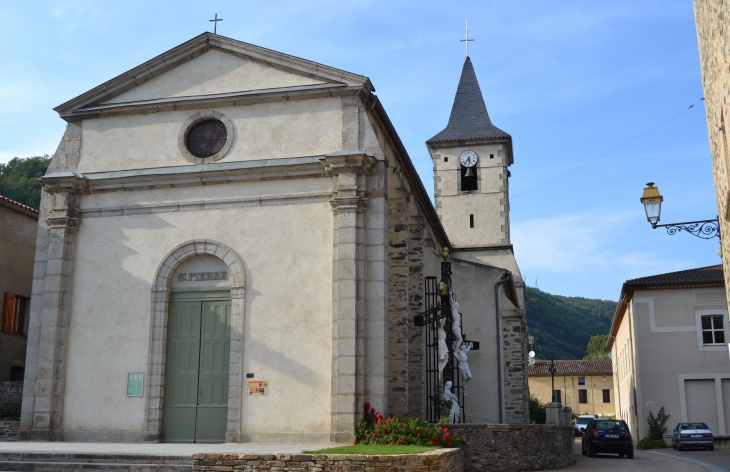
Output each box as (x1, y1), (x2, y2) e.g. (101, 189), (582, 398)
(640, 182), (720, 239)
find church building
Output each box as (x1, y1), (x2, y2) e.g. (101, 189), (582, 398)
(21, 33), (527, 443)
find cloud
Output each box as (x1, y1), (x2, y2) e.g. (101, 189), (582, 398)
(511, 210), (697, 298)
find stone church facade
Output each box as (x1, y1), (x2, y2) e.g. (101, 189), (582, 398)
(20, 33), (526, 443)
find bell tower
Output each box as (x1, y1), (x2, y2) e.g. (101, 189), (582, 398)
(427, 56), (523, 291)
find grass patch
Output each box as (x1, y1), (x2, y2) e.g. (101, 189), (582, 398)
(302, 444), (438, 455)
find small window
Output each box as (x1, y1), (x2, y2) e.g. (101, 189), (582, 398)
(489, 154), (494, 159)
(186, 119), (227, 158)
(2, 293), (29, 336)
(701, 315), (726, 344)
(469, 214), (474, 228)
(444, 157), (448, 162)
(578, 376), (586, 386)
(553, 389), (562, 403)
(602, 389), (611, 403)
(579, 389), (588, 403)
(9, 366), (24, 382)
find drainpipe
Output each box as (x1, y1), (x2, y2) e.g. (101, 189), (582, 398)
(495, 272), (512, 424)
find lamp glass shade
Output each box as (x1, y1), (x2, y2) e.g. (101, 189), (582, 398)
(643, 198), (662, 223)
(640, 183), (663, 224)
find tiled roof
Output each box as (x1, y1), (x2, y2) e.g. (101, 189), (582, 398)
(0, 195), (39, 218)
(528, 359), (612, 376)
(624, 265), (724, 286)
(427, 57), (511, 144)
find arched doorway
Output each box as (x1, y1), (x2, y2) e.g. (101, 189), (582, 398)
(145, 241), (246, 443)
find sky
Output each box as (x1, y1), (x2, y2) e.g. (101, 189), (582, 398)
(0, 0), (719, 301)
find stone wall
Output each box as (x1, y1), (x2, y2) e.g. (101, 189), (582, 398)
(448, 424), (575, 471)
(192, 449), (463, 472)
(0, 382), (23, 405)
(0, 421), (19, 442)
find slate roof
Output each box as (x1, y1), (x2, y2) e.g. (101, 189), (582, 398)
(624, 265), (724, 286)
(427, 57), (511, 144)
(528, 359), (612, 376)
(0, 195), (39, 218)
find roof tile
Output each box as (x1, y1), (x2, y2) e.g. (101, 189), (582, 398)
(624, 265), (723, 286)
(528, 359), (612, 376)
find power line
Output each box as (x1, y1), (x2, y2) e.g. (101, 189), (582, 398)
(513, 98), (705, 198)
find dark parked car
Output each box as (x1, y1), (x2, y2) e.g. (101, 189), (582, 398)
(671, 422), (714, 451)
(581, 418), (634, 458)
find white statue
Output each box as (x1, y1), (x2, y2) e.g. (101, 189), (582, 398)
(454, 342), (473, 393)
(450, 290), (463, 352)
(443, 380), (461, 423)
(437, 318), (449, 381)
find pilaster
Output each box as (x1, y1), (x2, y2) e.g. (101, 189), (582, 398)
(22, 175), (87, 440)
(406, 214), (425, 418)
(322, 151), (376, 443)
(501, 306), (528, 424)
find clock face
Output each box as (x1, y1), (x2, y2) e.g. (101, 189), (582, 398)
(459, 150), (478, 167)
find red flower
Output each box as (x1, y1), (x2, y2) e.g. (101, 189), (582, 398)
(448, 441), (454, 447)
(431, 436), (439, 444)
(370, 408), (375, 414)
(373, 432), (377, 436)
(444, 433), (451, 440)
(443, 427), (449, 433)
(376, 413), (383, 419)
(363, 403), (371, 410)
(386, 419), (391, 424)
(377, 419), (382, 425)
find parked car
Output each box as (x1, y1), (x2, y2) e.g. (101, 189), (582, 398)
(575, 415), (593, 436)
(581, 418), (634, 458)
(671, 422), (714, 451)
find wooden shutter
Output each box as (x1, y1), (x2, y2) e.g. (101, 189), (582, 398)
(2, 293), (15, 333)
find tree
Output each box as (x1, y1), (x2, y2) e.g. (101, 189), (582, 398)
(0, 156), (51, 210)
(647, 407), (670, 440)
(529, 393), (546, 424)
(584, 334), (610, 360)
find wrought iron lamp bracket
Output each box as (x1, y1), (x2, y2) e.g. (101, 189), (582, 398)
(651, 217), (720, 240)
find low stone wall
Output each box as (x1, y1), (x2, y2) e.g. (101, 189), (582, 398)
(192, 449), (463, 472)
(0, 421), (19, 441)
(448, 424), (575, 471)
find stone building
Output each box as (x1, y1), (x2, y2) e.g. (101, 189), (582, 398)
(0, 195), (38, 382)
(21, 33), (527, 443)
(693, 1), (730, 322)
(528, 360), (614, 417)
(608, 266), (730, 441)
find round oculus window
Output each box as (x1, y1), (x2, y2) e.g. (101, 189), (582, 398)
(186, 119), (228, 158)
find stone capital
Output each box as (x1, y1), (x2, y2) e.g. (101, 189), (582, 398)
(320, 151), (376, 176)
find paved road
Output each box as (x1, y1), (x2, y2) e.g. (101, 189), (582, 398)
(566, 438), (730, 471)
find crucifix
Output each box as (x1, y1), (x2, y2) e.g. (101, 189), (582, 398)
(460, 20), (474, 57)
(209, 13), (223, 34)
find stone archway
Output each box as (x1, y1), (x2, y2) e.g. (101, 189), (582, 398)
(144, 240), (245, 442)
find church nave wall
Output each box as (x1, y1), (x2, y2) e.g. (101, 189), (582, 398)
(61, 202), (334, 436)
(77, 98), (342, 174)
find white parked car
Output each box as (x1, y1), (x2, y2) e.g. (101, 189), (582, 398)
(575, 415), (593, 436)
(671, 422), (714, 451)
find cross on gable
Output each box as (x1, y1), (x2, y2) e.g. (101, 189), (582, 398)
(209, 13), (223, 34)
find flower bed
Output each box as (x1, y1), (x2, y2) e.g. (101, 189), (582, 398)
(357, 403), (465, 447)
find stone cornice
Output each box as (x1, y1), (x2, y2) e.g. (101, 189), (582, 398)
(54, 33), (372, 119)
(61, 83), (358, 121)
(41, 156), (329, 194)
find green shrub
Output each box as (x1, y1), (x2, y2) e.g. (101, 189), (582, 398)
(637, 438), (667, 450)
(0, 400), (21, 420)
(356, 403), (464, 448)
(529, 394), (546, 424)
(647, 407), (670, 440)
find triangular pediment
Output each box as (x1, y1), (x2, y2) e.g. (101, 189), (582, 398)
(55, 33), (371, 116)
(102, 49), (327, 104)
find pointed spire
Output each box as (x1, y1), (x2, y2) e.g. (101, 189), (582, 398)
(428, 57), (510, 144)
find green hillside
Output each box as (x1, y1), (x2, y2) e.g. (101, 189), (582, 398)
(525, 286), (616, 360)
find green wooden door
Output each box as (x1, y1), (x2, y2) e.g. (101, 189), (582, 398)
(162, 292), (231, 443)
(194, 300), (231, 442)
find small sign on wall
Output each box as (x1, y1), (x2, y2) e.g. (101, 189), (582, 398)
(247, 380), (268, 396)
(127, 372), (144, 397)
(645, 401), (654, 406)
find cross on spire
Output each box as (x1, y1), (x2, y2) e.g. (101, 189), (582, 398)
(460, 20), (474, 57)
(209, 13), (223, 34)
